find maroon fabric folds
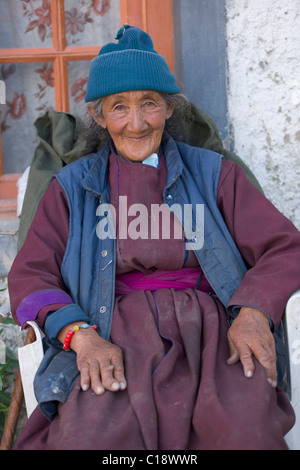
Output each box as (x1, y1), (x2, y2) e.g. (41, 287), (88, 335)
(15, 289), (294, 450)
(11, 152), (300, 450)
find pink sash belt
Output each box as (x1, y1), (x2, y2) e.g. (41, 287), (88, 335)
(115, 267), (214, 296)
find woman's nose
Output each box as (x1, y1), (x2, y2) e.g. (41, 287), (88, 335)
(127, 107), (148, 133)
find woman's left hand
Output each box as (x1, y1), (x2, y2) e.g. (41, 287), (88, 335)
(227, 307), (277, 387)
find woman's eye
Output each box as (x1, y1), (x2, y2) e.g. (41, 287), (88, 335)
(114, 105), (125, 111)
(142, 101), (157, 110)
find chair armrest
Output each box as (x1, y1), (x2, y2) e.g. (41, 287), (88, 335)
(283, 290), (300, 449)
(284, 290), (300, 401)
(18, 321), (44, 417)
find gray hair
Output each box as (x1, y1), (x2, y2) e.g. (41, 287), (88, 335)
(83, 92), (193, 154)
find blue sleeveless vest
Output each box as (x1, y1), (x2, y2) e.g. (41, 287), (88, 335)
(35, 135), (267, 420)
(55, 136), (247, 340)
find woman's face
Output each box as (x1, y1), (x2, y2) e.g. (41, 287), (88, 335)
(93, 90), (174, 162)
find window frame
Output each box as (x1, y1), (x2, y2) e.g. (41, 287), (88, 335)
(0, 0), (175, 176)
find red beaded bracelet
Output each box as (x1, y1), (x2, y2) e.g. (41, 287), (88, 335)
(63, 323), (98, 351)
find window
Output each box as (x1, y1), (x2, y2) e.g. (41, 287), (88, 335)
(0, 0), (175, 177)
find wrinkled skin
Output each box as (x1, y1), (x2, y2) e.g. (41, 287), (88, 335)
(227, 306), (277, 387)
(58, 306), (277, 395)
(58, 322), (127, 395)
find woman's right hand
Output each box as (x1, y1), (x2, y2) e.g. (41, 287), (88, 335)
(58, 322), (127, 395)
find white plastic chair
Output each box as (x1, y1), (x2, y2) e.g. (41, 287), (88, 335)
(282, 290), (300, 450)
(4, 291), (300, 450)
(17, 320), (44, 418)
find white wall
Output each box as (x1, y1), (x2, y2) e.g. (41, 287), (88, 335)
(226, 0), (300, 228)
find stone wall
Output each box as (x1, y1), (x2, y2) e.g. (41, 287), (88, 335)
(0, 219), (25, 356)
(226, 0), (300, 228)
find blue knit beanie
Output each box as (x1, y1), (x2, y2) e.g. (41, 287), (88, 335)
(85, 25), (180, 102)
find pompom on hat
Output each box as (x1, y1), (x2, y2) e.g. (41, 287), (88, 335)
(84, 25), (180, 102)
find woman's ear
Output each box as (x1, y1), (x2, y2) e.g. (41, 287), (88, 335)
(87, 105), (107, 129)
(166, 102), (175, 120)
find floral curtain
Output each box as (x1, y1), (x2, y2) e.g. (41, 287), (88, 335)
(0, 0), (120, 174)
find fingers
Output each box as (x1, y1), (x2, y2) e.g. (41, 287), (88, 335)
(99, 356), (127, 393)
(251, 342), (277, 388)
(78, 352), (127, 396)
(227, 333), (277, 387)
(227, 307), (278, 388)
(227, 338), (256, 378)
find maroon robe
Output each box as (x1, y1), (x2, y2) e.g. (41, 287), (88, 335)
(9, 151), (300, 450)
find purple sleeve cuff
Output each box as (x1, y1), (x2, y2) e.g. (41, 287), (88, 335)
(16, 289), (74, 327)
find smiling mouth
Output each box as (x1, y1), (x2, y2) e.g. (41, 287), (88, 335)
(126, 135), (149, 142)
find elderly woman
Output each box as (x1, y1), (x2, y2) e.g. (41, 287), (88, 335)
(9, 26), (300, 450)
